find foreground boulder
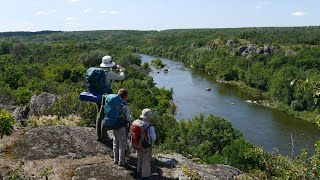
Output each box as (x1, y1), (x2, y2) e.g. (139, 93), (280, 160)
(1, 126), (242, 179)
(29, 92), (58, 116)
(157, 154), (242, 180)
(13, 126), (110, 160)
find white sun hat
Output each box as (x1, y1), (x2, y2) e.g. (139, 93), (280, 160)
(140, 108), (153, 119)
(100, 55), (115, 68)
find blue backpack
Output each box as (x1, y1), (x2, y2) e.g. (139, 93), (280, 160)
(103, 94), (127, 130)
(86, 67), (112, 95)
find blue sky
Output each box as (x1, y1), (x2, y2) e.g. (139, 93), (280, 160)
(0, 0), (319, 32)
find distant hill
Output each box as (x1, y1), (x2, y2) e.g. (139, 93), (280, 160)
(0, 31), (62, 37)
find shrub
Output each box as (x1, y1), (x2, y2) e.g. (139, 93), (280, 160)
(162, 114), (242, 160)
(79, 50), (106, 68)
(207, 139), (267, 171)
(141, 62), (151, 71)
(0, 110), (15, 139)
(151, 58), (165, 68)
(14, 87), (32, 105)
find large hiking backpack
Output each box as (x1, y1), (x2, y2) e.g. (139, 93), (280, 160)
(131, 120), (153, 152)
(86, 67), (112, 95)
(103, 94), (127, 130)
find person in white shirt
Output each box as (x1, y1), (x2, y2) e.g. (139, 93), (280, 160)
(137, 109), (156, 179)
(97, 55), (126, 143)
(99, 55), (125, 92)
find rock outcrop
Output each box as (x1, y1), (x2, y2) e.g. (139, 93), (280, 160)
(29, 92), (58, 116)
(256, 47), (264, 54)
(226, 40), (235, 46)
(12, 106), (29, 123)
(0, 105), (18, 112)
(157, 153), (242, 180)
(285, 49), (297, 56)
(229, 44), (277, 58)
(0, 126), (243, 179)
(238, 45), (247, 54)
(205, 40), (219, 51)
(13, 126), (110, 160)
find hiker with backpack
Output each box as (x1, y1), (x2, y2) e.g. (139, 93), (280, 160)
(97, 55), (126, 142)
(79, 55), (126, 143)
(131, 109), (156, 179)
(112, 89), (131, 167)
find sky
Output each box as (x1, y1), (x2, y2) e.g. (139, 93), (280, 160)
(0, 0), (319, 32)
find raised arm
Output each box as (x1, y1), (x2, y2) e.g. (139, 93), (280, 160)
(107, 70), (125, 81)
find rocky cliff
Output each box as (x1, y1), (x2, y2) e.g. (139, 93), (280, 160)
(0, 126), (242, 179)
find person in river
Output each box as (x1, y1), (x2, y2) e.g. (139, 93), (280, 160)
(113, 89), (131, 167)
(97, 55), (126, 143)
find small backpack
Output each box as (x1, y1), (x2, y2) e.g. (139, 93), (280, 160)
(103, 94), (127, 130)
(86, 67), (112, 95)
(131, 120), (153, 152)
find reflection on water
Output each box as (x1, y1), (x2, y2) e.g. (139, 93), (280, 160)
(141, 54), (320, 156)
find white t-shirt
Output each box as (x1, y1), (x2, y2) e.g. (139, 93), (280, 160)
(104, 69), (125, 87)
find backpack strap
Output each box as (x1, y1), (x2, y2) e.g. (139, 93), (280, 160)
(141, 125), (153, 140)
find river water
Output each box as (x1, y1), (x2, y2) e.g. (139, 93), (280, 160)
(141, 54), (320, 156)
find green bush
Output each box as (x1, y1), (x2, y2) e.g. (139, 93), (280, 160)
(79, 50), (107, 68)
(0, 109), (15, 139)
(14, 87), (32, 105)
(162, 114), (242, 160)
(151, 58), (165, 68)
(141, 62), (151, 71)
(207, 139), (267, 171)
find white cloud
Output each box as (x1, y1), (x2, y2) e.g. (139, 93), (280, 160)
(99, 10), (108, 14)
(291, 11), (308, 17)
(99, 10), (120, 15)
(35, 11), (48, 16)
(256, 5), (262, 9)
(109, 10), (120, 15)
(70, 0), (80, 3)
(65, 17), (79, 21)
(35, 10), (57, 16)
(83, 8), (91, 13)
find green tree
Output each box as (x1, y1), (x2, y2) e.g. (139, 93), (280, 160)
(269, 66), (299, 104)
(14, 87), (32, 105)
(79, 50), (106, 68)
(245, 62), (272, 91)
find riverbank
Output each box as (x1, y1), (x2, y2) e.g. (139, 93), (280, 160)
(219, 80), (320, 124)
(143, 53), (320, 125)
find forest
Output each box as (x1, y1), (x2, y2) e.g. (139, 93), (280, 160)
(0, 27), (320, 179)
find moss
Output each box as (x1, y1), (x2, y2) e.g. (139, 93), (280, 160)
(3, 144), (16, 159)
(181, 165), (201, 180)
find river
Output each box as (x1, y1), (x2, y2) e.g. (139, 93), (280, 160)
(141, 54), (320, 156)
